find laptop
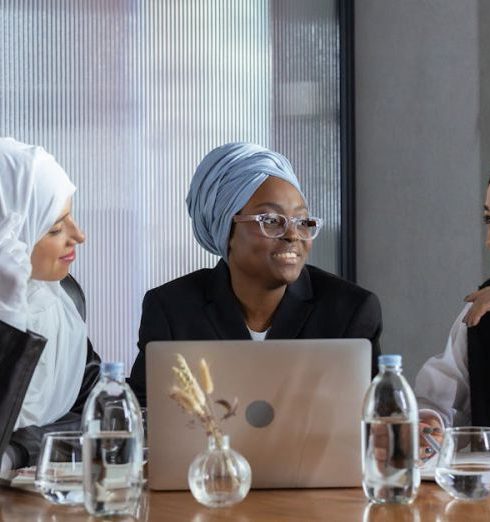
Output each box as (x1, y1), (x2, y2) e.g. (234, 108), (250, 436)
(146, 339), (371, 490)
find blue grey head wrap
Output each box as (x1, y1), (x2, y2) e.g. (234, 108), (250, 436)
(186, 142), (304, 261)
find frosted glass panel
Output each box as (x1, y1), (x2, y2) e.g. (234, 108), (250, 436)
(0, 0), (341, 372)
(271, 0), (340, 270)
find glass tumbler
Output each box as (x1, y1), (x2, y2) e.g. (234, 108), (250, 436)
(35, 431), (84, 505)
(435, 427), (490, 500)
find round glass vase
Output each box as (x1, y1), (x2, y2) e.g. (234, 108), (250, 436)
(188, 434), (251, 508)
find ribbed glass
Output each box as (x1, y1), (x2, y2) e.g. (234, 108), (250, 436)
(0, 0), (340, 372)
(271, 0), (340, 270)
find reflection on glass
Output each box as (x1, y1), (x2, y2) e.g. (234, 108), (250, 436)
(444, 498), (490, 519)
(435, 427), (490, 500)
(363, 501), (421, 522)
(34, 431), (84, 506)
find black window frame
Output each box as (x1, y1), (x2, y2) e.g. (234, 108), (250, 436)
(339, 0), (356, 281)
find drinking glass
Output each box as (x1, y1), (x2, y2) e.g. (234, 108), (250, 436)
(435, 427), (490, 500)
(35, 431), (84, 505)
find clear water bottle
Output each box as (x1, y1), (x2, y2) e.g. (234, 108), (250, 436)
(361, 354), (420, 504)
(82, 362), (144, 517)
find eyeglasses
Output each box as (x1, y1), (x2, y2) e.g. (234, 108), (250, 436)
(233, 213), (323, 240)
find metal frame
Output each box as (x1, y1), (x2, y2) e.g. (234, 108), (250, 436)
(339, 0), (356, 281)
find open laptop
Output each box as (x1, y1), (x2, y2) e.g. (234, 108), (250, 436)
(146, 339), (371, 490)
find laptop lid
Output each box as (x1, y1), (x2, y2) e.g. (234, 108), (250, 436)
(146, 339), (371, 490)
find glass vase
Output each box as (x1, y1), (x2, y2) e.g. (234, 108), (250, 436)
(188, 434), (251, 508)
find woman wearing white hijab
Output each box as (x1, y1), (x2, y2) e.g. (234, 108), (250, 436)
(129, 142), (383, 406)
(0, 138), (100, 472)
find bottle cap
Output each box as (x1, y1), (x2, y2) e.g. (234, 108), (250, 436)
(378, 354), (402, 367)
(101, 361), (124, 379)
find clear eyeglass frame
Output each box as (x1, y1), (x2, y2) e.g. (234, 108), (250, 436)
(233, 213), (323, 240)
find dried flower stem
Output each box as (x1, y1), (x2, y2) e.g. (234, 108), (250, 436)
(169, 354), (240, 486)
(199, 358), (214, 395)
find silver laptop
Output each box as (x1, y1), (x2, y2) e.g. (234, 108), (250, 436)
(146, 339), (371, 490)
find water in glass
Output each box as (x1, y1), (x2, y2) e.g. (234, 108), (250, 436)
(35, 431), (84, 505)
(436, 428), (490, 501)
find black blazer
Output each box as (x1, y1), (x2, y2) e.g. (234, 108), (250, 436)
(129, 260), (382, 406)
(468, 278), (490, 426)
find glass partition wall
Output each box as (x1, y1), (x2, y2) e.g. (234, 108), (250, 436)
(0, 0), (348, 371)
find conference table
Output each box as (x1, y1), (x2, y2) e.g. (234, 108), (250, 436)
(1, 482), (490, 521)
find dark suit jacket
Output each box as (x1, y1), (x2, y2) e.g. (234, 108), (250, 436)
(129, 260), (382, 406)
(468, 278), (490, 426)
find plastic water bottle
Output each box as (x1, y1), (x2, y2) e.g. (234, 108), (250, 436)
(361, 354), (420, 504)
(82, 362), (144, 516)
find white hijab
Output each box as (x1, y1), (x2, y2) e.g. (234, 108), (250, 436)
(0, 138), (88, 429)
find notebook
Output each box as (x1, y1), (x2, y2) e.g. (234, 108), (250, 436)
(146, 338), (371, 490)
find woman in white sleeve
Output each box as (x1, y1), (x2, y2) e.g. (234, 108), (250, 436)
(415, 180), (490, 458)
(0, 138), (100, 473)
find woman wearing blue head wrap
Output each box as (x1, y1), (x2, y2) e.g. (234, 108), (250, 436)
(186, 142), (304, 261)
(129, 142), (383, 406)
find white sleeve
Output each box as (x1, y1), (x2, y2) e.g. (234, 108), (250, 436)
(0, 310), (27, 332)
(415, 304), (471, 427)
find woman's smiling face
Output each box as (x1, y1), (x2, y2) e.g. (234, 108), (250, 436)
(228, 177), (313, 290)
(30, 198), (85, 281)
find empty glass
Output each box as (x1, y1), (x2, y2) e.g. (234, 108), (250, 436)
(35, 431), (84, 505)
(435, 427), (490, 500)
